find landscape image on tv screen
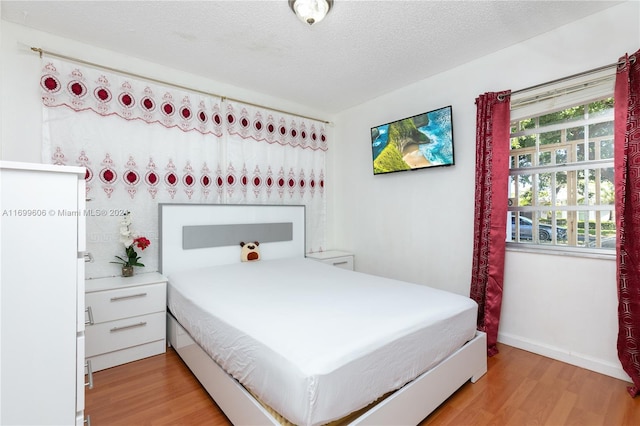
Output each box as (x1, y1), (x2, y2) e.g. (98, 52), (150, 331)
(371, 105), (454, 175)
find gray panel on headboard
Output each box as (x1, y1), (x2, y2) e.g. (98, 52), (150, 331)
(183, 222), (293, 249)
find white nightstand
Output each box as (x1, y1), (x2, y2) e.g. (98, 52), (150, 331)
(307, 250), (354, 270)
(85, 272), (167, 372)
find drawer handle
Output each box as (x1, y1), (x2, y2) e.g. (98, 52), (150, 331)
(332, 261), (349, 266)
(85, 306), (94, 326)
(110, 322), (147, 333)
(85, 360), (94, 389)
(110, 292), (147, 302)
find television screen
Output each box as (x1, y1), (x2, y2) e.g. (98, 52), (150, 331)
(371, 105), (454, 175)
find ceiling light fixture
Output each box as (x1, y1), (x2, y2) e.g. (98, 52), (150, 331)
(289, 0), (333, 26)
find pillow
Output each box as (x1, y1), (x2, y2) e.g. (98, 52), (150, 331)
(240, 241), (261, 262)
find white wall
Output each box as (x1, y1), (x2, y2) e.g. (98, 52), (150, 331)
(330, 1), (639, 381)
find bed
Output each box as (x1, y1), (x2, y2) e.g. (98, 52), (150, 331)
(160, 203), (487, 425)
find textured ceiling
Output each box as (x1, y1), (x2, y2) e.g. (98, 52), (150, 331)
(2, 1), (622, 114)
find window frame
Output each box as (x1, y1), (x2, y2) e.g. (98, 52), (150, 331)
(506, 90), (616, 259)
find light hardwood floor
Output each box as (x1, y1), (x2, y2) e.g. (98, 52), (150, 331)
(85, 344), (640, 425)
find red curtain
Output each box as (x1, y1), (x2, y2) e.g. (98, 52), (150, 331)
(471, 91), (511, 356)
(614, 49), (640, 398)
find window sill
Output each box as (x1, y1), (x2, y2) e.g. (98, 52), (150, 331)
(506, 242), (615, 260)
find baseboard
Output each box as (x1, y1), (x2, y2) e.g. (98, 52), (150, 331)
(497, 332), (632, 383)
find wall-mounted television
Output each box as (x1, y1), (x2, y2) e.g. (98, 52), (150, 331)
(370, 105), (455, 175)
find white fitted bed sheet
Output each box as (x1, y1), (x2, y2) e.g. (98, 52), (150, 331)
(167, 257), (477, 426)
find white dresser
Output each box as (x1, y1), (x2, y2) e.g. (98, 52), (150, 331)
(85, 272), (167, 372)
(306, 250), (354, 270)
(0, 161), (86, 425)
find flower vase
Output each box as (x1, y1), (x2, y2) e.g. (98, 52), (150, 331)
(122, 266), (134, 277)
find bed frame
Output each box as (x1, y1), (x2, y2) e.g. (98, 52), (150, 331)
(159, 203), (487, 425)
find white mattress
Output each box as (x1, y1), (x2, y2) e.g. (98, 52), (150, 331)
(167, 257), (477, 426)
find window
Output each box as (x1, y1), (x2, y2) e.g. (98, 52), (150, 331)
(507, 78), (615, 253)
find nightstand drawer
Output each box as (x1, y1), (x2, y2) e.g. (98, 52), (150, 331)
(86, 283), (165, 324)
(318, 255), (354, 270)
(85, 311), (165, 357)
(307, 251), (354, 271)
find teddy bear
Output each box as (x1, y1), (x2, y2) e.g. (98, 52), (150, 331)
(240, 241), (261, 262)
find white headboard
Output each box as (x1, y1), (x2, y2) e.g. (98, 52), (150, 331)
(158, 204), (306, 277)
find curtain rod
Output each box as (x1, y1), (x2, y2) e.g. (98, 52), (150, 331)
(31, 47), (331, 125)
(506, 55), (636, 99)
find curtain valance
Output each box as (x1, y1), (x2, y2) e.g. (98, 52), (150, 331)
(224, 101), (327, 151)
(40, 61), (224, 136)
(39, 59), (328, 151)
